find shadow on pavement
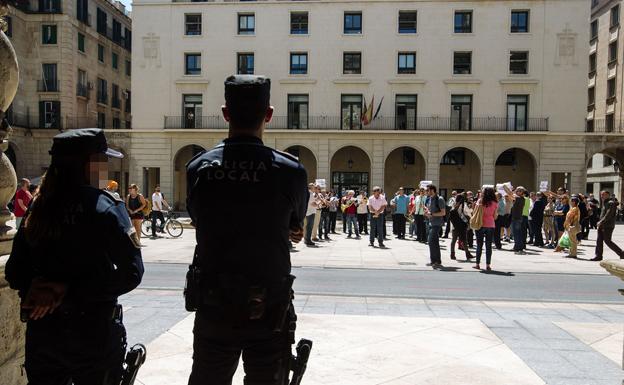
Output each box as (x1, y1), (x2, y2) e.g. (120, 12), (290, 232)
(480, 270), (515, 276)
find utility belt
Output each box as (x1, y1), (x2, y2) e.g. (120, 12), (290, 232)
(185, 251), (295, 332)
(21, 301), (122, 323)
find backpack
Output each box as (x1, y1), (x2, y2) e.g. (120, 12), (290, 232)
(449, 204), (468, 228)
(141, 194), (151, 215)
(470, 202), (484, 230)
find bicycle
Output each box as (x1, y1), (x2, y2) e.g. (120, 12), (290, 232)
(141, 211), (184, 238)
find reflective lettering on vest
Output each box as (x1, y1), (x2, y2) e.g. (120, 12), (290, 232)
(204, 160), (267, 183)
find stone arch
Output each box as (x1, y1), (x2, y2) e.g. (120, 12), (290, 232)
(284, 145), (318, 183)
(494, 147), (537, 191)
(330, 145), (372, 196)
(584, 141), (624, 200)
(384, 146), (426, 194)
(173, 144), (206, 211)
(439, 147), (481, 196)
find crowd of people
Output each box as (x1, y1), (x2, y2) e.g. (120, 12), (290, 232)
(301, 182), (624, 270)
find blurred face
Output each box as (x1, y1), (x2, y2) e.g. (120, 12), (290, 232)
(129, 186), (138, 196)
(601, 191), (609, 201)
(427, 188), (435, 197)
(156, 186), (161, 193)
(88, 153), (109, 189)
(373, 189), (381, 198)
(399, 189), (404, 195)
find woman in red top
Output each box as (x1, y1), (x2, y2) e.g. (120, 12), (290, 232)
(14, 178), (33, 229)
(474, 187), (498, 271)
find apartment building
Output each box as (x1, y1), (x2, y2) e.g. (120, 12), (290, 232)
(586, 0), (624, 199)
(4, 0), (131, 179)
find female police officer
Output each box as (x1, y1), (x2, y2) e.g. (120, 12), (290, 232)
(5, 128), (144, 385)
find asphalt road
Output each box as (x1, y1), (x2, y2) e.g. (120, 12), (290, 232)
(139, 262), (624, 304)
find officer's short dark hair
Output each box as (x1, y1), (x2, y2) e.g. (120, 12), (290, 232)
(224, 75), (271, 130)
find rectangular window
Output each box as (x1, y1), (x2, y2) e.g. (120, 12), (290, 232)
(112, 19), (122, 43)
(77, 69), (87, 97)
(588, 87), (595, 106)
(587, 119), (595, 132)
(606, 114), (615, 132)
(611, 5), (620, 28)
(98, 44), (105, 63)
(509, 51), (528, 74)
(124, 28), (131, 51)
(290, 53), (308, 74)
(341, 94), (363, 130)
(453, 51), (472, 74)
(398, 11), (417, 33)
(397, 52), (416, 74)
(97, 112), (105, 129)
(609, 41), (618, 63)
(111, 84), (120, 108)
(185, 53), (201, 75)
(450, 95), (472, 130)
(344, 12), (362, 34)
(510, 10), (529, 33)
(126, 60), (131, 76)
(454, 11), (472, 33)
(287, 94), (309, 129)
(42, 25), (57, 44)
(589, 53), (597, 73)
(237, 53), (254, 74)
(395, 94), (417, 130)
(112, 117), (121, 130)
(125, 90), (131, 113)
(6, 16), (11, 37)
(183, 94), (203, 129)
(591, 20), (598, 41)
(77, 0), (88, 24)
(78, 33), (85, 52)
(97, 8), (107, 35)
(112, 52), (119, 69)
(238, 13), (255, 35)
(185, 14), (202, 35)
(441, 149), (466, 165)
(39, 0), (61, 13)
(608, 77), (616, 98)
(290, 12), (308, 34)
(97, 77), (108, 104)
(39, 101), (60, 129)
(507, 95), (528, 131)
(343, 52), (361, 74)
(40, 63), (58, 92)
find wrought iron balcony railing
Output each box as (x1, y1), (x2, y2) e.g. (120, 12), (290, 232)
(37, 80), (59, 92)
(163, 115), (549, 131)
(6, 113), (124, 130)
(586, 119), (624, 133)
(76, 83), (89, 98)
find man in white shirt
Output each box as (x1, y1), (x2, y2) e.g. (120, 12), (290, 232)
(368, 186), (388, 248)
(151, 185), (170, 238)
(303, 183), (318, 246)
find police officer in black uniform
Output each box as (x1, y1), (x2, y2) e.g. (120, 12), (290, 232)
(5, 128), (144, 385)
(186, 75), (308, 385)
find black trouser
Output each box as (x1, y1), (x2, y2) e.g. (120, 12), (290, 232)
(329, 211), (337, 232)
(357, 213), (368, 234)
(382, 214), (387, 238)
(342, 212), (347, 233)
(392, 214), (398, 235)
(151, 210), (165, 236)
(451, 226), (472, 260)
(466, 229), (474, 248)
(476, 228), (494, 265)
(531, 217), (544, 246)
(494, 215), (504, 249)
(522, 216), (529, 243)
(394, 214), (406, 238)
(595, 227), (624, 259)
(189, 313), (291, 385)
(444, 207), (452, 237)
(415, 214), (426, 242)
(25, 306), (126, 385)
(581, 218), (590, 239)
(319, 211), (330, 238)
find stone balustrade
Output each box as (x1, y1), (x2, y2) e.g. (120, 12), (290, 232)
(0, 255), (25, 385)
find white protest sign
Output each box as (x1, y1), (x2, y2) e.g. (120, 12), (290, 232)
(539, 181), (549, 192)
(419, 180), (433, 189)
(315, 179), (326, 188)
(496, 183), (507, 197)
(482, 184), (494, 189)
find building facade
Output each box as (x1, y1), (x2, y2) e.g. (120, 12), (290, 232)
(10, 0), (624, 212)
(586, 0), (624, 198)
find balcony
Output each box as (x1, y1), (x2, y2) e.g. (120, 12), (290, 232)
(112, 98), (121, 109)
(37, 80), (59, 92)
(13, 0), (62, 13)
(97, 93), (108, 105)
(6, 112), (97, 129)
(76, 83), (89, 98)
(164, 115), (549, 131)
(586, 119), (624, 133)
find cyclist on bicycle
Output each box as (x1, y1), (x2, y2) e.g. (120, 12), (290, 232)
(151, 185), (170, 238)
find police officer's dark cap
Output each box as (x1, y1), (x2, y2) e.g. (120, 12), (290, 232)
(224, 75), (271, 108)
(49, 128), (123, 159)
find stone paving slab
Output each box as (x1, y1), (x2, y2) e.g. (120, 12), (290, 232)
(138, 224), (624, 275)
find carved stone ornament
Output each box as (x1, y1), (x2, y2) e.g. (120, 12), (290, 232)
(555, 24), (578, 66)
(141, 32), (161, 68)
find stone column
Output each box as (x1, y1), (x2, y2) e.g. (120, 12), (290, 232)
(0, 8), (25, 384)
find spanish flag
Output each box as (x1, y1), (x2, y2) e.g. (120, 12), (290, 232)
(361, 95), (374, 125)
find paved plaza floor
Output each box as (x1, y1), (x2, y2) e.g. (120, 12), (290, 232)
(128, 222), (624, 385)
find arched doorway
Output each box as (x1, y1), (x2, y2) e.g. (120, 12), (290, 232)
(586, 151), (622, 200)
(495, 148), (537, 191)
(439, 147), (481, 198)
(107, 147), (128, 197)
(330, 146), (371, 196)
(285, 146), (317, 183)
(384, 147), (425, 194)
(174, 144), (205, 211)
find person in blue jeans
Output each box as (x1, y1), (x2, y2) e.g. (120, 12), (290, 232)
(425, 184), (446, 268)
(511, 187), (526, 253)
(474, 187), (499, 271)
(367, 186), (387, 247)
